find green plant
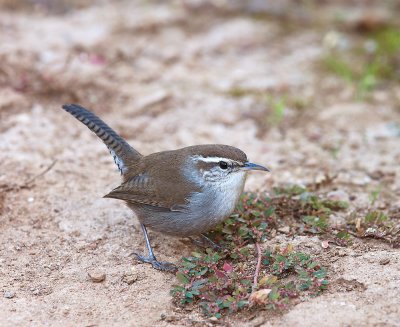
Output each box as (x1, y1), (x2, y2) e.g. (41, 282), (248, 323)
(322, 26), (400, 99)
(171, 185), (399, 318)
(346, 209), (399, 245)
(270, 186), (349, 236)
(364, 210), (388, 225)
(171, 193), (329, 318)
(369, 186), (382, 205)
(267, 96), (286, 126)
(171, 243), (328, 317)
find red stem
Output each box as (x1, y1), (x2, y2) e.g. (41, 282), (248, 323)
(253, 242), (262, 291)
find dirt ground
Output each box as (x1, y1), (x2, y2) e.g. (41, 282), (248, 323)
(1, 1), (399, 326)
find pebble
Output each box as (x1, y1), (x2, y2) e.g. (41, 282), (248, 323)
(164, 315), (178, 322)
(327, 190), (349, 202)
(87, 270), (106, 283)
(379, 258), (390, 265)
(321, 241), (330, 249)
(278, 226), (290, 234)
(122, 272), (138, 285)
(209, 316), (218, 323)
(250, 316), (266, 327)
(4, 291), (15, 299)
(32, 288), (41, 296)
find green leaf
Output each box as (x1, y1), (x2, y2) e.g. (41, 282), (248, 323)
(170, 285), (185, 296)
(238, 226), (249, 237)
(185, 291), (194, 298)
(222, 226), (233, 234)
(192, 279), (207, 289)
(313, 268), (327, 279)
(176, 272), (190, 284)
(191, 251), (203, 258)
(268, 288), (280, 301)
(197, 267), (208, 276)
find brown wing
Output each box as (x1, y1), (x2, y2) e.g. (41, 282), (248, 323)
(104, 149), (201, 211)
(104, 173), (172, 207)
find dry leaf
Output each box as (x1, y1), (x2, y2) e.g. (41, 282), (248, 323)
(321, 241), (330, 249)
(249, 289), (271, 305)
(355, 218), (361, 232)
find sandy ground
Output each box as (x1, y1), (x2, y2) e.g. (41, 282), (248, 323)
(1, 1), (400, 326)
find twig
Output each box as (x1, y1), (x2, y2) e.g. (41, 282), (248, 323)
(1, 160), (58, 192)
(252, 242), (262, 291)
(25, 160), (57, 186)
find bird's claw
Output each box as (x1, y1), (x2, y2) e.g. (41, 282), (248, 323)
(132, 253), (177, 272)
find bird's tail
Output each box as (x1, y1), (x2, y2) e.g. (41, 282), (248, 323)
(61, 104), (142, 174)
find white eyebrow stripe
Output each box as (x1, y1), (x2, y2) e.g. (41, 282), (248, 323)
(192, 155), (241, 165)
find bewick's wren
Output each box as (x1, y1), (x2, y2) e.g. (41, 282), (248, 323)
(62, 104), (269, 271)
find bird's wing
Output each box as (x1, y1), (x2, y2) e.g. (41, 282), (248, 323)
(104, 173), (190, 212)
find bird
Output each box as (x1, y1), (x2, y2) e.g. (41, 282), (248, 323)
(61, 104), (270, 271)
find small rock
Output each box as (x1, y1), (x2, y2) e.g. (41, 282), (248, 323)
(278, 226), (290, 234)
(160, 313), (166, 320)
(62, 306), (70, 315)
(321, 241), (330, 249)
(165, 315), (178, 322)
(122, 272), (138, 285)
(87, 270), (106, 283)
(379, 258), (390, 265)
(369, 170), (384, 180)
(209, 316), (219, 324)
(327, 190), (349, 202)
(315, 173), (328, 185)
(250, 316), (266, 327)
(4, 291), (15, 299)
(32, 289), (40, 296)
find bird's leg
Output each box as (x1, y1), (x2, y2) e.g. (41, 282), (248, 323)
(189, 233), (222, 251)
(133, 224), (177, 272)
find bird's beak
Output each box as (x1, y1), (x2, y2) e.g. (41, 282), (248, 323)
(242, 162), (270, 172)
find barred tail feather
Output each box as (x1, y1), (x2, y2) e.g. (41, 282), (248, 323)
(62, 104), (141, 174)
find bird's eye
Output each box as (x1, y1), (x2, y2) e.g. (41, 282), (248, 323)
(219, 161), (228, 169)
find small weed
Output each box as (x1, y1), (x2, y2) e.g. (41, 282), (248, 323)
(273, 184), (307, 197)
(171, 192), (329, 318)
(266, 96), (286, 126)
(351, 209), (390, 232)
(171, 185), (398, 318)
(272, 186), (349, 235)
(225, 88), (313, 136)
(171, 192), (328, 318)
(365, 210), (388, 225)
(171, 242), (328, 317)
(346, 209), (399, 246)
(369, 186), (382, 206)
(321, 26), (400, 99)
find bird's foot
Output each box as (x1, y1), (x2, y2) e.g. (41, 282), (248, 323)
(133, 253), (177, 272)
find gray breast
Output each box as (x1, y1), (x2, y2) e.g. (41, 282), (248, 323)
(131, 174), (245, 237)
